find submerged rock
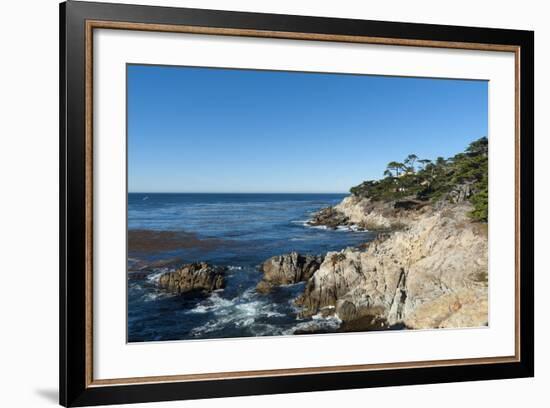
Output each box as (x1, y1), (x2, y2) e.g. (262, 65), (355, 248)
(256, 252), (324, 294)
(158, 262), (226, 294)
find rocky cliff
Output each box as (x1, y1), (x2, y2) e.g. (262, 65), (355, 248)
(309, 195), (429, 231)
(297, 201), (488, 329)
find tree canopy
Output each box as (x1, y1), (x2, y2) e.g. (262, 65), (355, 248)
(349, 137), (488, 222)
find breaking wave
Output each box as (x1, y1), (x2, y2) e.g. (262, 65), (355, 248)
(188, 289), (286, 337)
(283, 313), (342, 335)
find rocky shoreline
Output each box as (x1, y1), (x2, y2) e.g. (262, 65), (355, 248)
(259, 195), (488, 332)
(145, 194), (488, 334)
(308, 195), (429, 231)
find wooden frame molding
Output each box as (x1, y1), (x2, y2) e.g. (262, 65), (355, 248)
(84, 20), (521, 388)
(61, 1), (534, 405)
(87, 19), (520, 52)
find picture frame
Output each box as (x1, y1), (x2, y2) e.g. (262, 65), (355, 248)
(60, 1), (534, 406)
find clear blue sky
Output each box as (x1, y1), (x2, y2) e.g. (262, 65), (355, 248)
(127, 64), (488, 193)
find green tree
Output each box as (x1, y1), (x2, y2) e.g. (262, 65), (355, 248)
(466, 136), (488, 156)
(386, 161), (405, 177)
(349, 137), (488, 223)
(404, 154), (419, 172)
(418, 159), (431, 170)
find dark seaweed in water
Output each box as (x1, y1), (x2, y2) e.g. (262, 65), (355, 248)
(127, 193), (375, 342)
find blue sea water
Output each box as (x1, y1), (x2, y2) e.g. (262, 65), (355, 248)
(127, 193), (375, 342)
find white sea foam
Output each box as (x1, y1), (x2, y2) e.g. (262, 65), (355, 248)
(236, 287), (257, 301)
(249, 323), (284, 336)
(235, 317), (255, 328)
(143, 292), (162, 301)
(290, 220), (310, 225)
(289, 237), (312, 241)
(188, 290), (285, 336)
(235, 300), (284, 318)
(307, 224), (329, 230)
(187, 293), (234, 314)
(296, 219), (368, 232)
(335, 225), (366, 232)
(141, 290), (174, 302)
(190, 318), (228, 336)
(146, 270), (167, 283)
(278, 282), (304, 289)
(284, 313), (342, 335)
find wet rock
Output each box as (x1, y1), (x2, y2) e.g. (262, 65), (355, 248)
(338, 314), (389, 332)
(158, 262), (226, 294)
(335, 300), (357, 321)
(307, 207), (349, 229)
(256, 252), (324, 294)
(255, 280), (273, 294)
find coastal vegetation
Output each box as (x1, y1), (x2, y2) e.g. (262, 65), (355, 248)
(349, 137), (488, 222)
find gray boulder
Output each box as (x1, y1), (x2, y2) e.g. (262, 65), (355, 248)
(307, 207), (349, 229)
(256, 252), (324, 294)
(158, 262), (226, 294)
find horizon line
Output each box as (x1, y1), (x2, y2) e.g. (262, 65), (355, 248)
(128, 191), (350, 194)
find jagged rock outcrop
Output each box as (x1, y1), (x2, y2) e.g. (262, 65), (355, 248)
(158, 262), (226, 294)
(308, 207), (350, 229)
(296, 203), (488, 330)
(256, 252), (324, 294)
(309, 195), (428, 231)
(334, 196), (392, 229)
(446, 182), (474, 204)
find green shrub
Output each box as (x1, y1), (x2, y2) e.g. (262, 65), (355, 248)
(469, 187), (488, 222)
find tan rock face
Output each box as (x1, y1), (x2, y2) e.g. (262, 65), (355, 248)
(298, 203), (488, 330)
(257, 252), (323, 294)
(158, 262), (226, 294)
(324, 195), (428, 231)
(334, 196), (379, 225)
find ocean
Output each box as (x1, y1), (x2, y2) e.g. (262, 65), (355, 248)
(127, 193), (375, 342)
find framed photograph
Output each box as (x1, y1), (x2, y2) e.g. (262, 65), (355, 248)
(60, 1), (534, 406)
